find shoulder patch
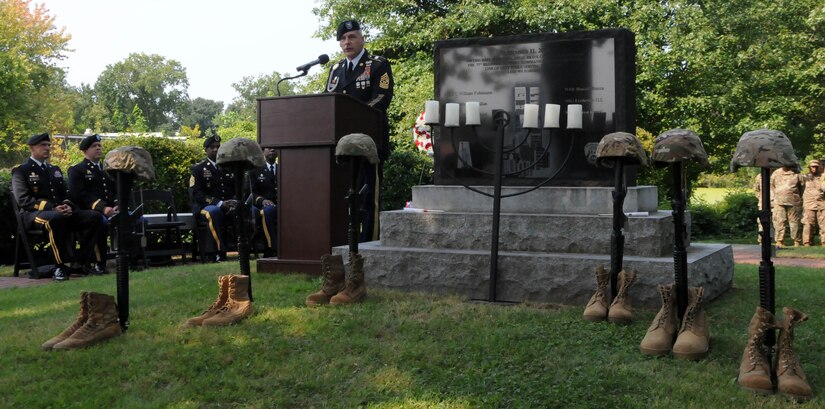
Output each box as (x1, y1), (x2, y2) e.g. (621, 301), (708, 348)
(189, 175), (195, 187)
(380, 73), (390, 89)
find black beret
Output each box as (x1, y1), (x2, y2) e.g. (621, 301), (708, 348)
(203, 134), (221, 149)
(79, 133), (102, 151)
(336, 20), (361, 41)
(27, 132), (51, 145)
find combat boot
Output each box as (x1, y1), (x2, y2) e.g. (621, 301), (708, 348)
(672, 287), (710, 360)
(639, 284), (677, 356)
(330, 253), (366, 305)
(185, 275), (231, 326)
(202, 275), (253, 326)
(737, 306), (778, 394)
(53, 292), (121, 350)
(607, 269), (637, 324)
(42, 291), (91, 350)
(305, 254), (345, 306)
(582, 266), (611, 322)
(776, 307), (812, 401)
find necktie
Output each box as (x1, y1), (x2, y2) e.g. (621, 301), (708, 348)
(270, 165), (276, 177)
(347, 61), (354, 79)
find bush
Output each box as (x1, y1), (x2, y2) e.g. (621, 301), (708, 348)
(0, 169), (15, 265)
(689, 189), (758, 240)
(381, 148), (433, 211)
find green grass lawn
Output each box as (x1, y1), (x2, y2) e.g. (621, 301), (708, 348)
(1, 263), (823, 408)
(693, 187), (732, 204)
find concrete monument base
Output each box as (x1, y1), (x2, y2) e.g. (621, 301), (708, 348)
(334, 185), (734, 308)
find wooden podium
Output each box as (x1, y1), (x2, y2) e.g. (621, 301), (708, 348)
(256, 94), (382, 275)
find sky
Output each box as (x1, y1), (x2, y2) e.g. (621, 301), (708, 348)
(39, 0), (332, 105)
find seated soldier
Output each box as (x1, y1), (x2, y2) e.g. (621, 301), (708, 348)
(11, 133), (104, 280)
(67, 133), (115, 274)
(248, 145), (278, 257)
(190, 134), (237, 262)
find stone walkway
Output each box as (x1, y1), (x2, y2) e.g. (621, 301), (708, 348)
(1, 245), (822, 291)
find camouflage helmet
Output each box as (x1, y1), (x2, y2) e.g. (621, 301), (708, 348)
(595, 132), (648, 167)
(730, 129), (800, 172)
(216, 137), (266, 169)
(103, 146), (155, 180)
(335, 133), (379, 164)
(652, 128), (709, 167)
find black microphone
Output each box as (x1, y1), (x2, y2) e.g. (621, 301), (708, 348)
(296, 54), (330, 72)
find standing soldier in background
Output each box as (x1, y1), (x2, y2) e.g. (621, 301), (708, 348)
(752, 173), (773, 243)
(801, 160), (825, 246)
(770, 165), (804, 248)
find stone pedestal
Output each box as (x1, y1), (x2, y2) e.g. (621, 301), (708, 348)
(334, 185), (733, 308)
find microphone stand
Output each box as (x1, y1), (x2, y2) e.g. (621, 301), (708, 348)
(276, 71), (308, 96)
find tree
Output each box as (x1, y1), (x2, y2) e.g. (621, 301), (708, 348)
(226, 71), (296, 120)
(128, 104), (149, 133)
(179, 98), (224, 136)
(0, 0), (72, 163)
(95, 53), (189, 131)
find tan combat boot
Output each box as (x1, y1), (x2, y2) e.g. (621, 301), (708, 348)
(202, 275), (254, 326)
(53, 292), (121, 350)
(330, 253), (366, 305)
(737, 306), (778, 394)
(672, 287), (710, 360)
(776, 307), (813, 401)
(42, 291), (91, 350)
(185, 275), (231, 326)
(305, 254), (346, 306)
(607, 269), (637, 324)
(639, 284), (677, 356)
(582, 266), (611, 322)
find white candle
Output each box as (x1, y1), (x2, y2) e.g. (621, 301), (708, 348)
(567, 104), (583, 129)
(465, 102), (480, 126)
(522, 103), (539, 129)
(544, 104), (560, 128)
(444, 103), (460, 127)
(424, 100), (440, 124)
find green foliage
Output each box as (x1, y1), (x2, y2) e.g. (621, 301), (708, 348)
(179, 97), (224, 136)
(1, 264), (824, 407)
(128, 105), (149, 133)
(94, 53), (189, 131)
(0, 168), (15, 264)
(0, 0), (73, 164)
(689, 189), (758, 240)
(382, 148), (433, 211)
(227, 71), (296, 122)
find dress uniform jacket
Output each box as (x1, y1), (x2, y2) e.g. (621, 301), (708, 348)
(189, 159), (236, 214)
(68, 159), (115, 212)
(248, 164), (277, 208)
(11, 159), (73, 225)
(324, 50), (394, 160)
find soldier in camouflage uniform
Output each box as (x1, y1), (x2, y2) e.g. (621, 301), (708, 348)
(770, 165), (804, 247)
(801, 160), (825, 246)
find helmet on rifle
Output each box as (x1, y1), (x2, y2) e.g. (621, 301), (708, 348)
(730, 129), (800, 172)
(652, 128), (708, 167)
(595, 132), (648, 168)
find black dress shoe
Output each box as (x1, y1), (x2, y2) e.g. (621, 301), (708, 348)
(53, 267), (70, 281)
(213, 254), (224, 263)
(89, 264), (105, 276)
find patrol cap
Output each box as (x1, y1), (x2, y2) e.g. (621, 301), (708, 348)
(27, 132), (51, 145)
(337, 20), (361, 40)
(595, 132), (648, 168)
(335, 133), (379, 164)
(729, 129), (800, 172)
(203, 134), (221, 149)
(79, 133), (102, 151)
(808, 160), (821, 168)
(652, 128), (708, 167)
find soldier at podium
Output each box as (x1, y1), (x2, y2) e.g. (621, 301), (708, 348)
(190, 134), (237, 262)
(324, 19), (394, 241)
